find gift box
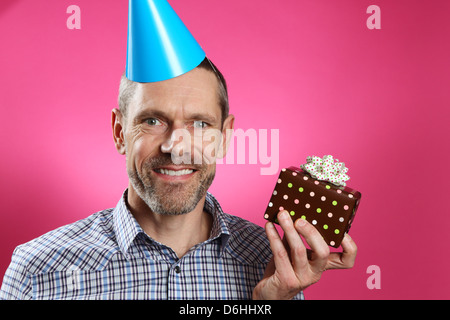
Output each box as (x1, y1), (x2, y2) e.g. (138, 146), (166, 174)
(263, 156), (361, 248)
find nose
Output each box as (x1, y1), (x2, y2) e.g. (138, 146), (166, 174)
(160, 133), (175, 154)
(160, 127), (193, 164)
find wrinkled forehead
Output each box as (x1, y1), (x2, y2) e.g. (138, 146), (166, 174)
(128, 68), (221, 119)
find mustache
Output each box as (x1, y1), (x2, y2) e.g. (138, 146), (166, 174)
(144, 154), (204, 171)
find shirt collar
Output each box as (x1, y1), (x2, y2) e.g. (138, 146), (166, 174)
(112, 190), (144, 257)
(204, 191), (231, 252)
(112, 190), (231, 257)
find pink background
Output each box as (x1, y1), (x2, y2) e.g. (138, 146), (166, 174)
(1, 0), (449, 299)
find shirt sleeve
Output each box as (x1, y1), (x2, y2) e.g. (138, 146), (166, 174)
(0, 247), (33, 300)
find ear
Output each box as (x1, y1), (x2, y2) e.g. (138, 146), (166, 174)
(217, 114), (235, 159)
(111, 108), (126, 155)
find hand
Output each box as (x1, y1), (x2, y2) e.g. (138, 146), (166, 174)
(253, 210), (357, 300)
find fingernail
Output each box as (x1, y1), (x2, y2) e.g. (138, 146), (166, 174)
(295, 218), (306, 227)
(278, 210), (289, 220)
(266, 222), (277, 235)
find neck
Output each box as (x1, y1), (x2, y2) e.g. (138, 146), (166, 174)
(126, 187), (213, 258)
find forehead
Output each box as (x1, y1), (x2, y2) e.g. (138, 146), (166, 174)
(129, 68), (220, 119)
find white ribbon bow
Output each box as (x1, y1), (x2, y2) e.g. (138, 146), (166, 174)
(300, 155), (350, 186)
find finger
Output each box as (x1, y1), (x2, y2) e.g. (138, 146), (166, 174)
(276, 211), (309, 272)
(265, 221), (295, 274)
(341, 233), (358, 267)
(326, 233), (358, 269)
(294, 218), (330, 272)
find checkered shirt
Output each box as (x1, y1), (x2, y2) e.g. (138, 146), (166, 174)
(0, 191), (304, 300)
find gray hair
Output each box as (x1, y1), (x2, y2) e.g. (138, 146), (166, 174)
(117, 58), (229, 125)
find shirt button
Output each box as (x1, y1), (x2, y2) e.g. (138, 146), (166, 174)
(174, 266), (181, 274)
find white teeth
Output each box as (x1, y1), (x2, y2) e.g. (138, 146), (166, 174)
(157, 169), (194, 176)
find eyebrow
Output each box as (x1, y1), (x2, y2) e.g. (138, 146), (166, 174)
(133, 108), (167, 123)
(185, 112), (218, 124)
(133, 107), (218, 125)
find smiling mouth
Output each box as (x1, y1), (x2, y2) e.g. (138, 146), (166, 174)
(153, 168), (197, 176)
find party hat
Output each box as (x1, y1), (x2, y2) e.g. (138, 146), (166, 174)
(126, 0), (206, 83)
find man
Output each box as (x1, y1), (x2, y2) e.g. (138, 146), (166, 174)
(0, 57), (357, 300)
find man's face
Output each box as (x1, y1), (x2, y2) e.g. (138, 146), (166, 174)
(115, 68), (233, 215)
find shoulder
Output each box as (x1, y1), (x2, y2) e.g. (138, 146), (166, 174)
(205, 192), (272, 265)
(223, 213), (272, 265)
(13, 208), (117, 274)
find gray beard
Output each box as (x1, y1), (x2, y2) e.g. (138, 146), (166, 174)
(127, 156), (215, 216)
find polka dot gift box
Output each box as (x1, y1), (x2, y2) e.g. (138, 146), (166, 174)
(264, 155), (362, 248)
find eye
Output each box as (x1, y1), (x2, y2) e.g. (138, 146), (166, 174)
(145, 118), (162, 126)
(193, 120), (208, 129)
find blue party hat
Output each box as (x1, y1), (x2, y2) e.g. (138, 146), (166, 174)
(125, 0), (206, 83)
